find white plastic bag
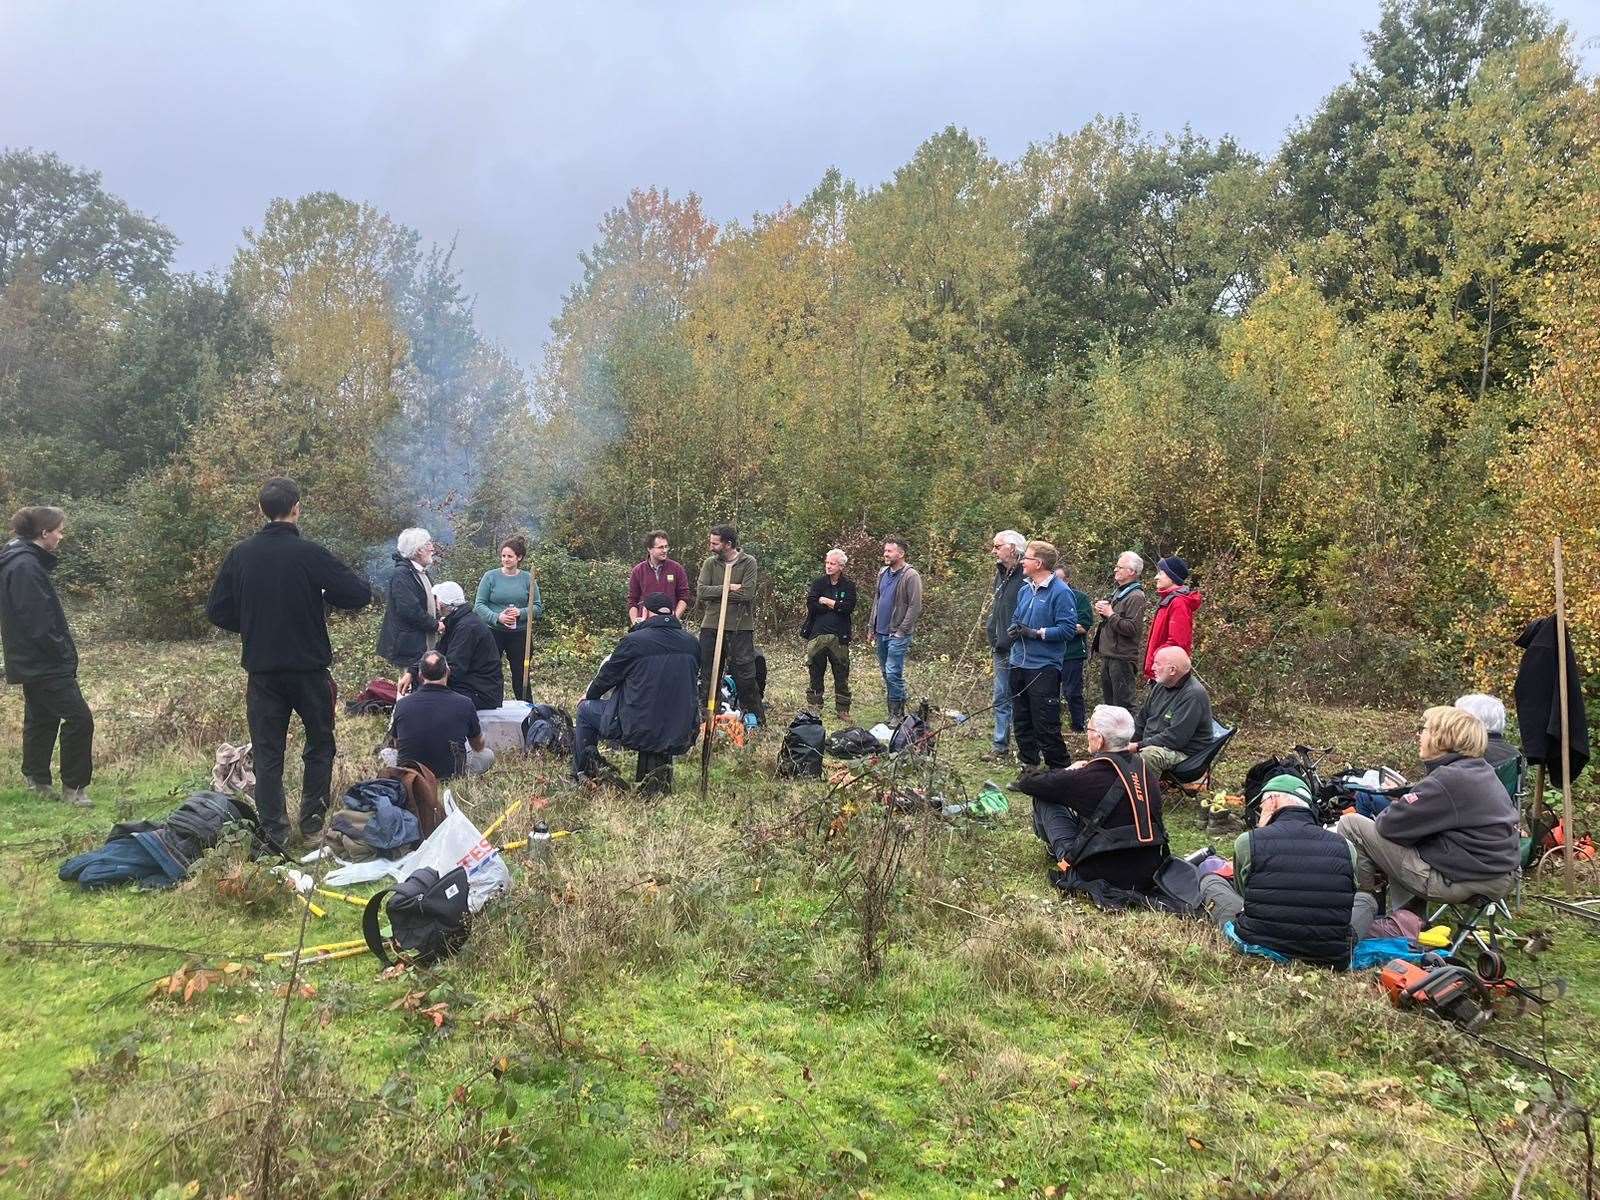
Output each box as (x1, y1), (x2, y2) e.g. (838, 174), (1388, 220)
(324, 790), (511, 912)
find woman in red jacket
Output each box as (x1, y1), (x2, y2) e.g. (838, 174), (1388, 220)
(1143, 556), (1203, 679)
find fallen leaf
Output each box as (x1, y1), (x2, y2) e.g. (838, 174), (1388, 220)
(1185, 1135), (1207, 1152)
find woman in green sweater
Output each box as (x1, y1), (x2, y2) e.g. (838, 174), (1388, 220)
(474, 535), (543, 701)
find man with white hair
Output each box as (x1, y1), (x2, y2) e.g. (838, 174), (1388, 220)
(802, 549), (857, 720)
(1456, 692), (1521, 798)
(1130, 646), (1214, 773)
(377, 526), (441, 670)
(1015, 704), (1166, 891)
(983, 530), (1029, 761)
(1090, 551), (1147, 710)
(1199, 773), (1376, 967)
(398, 582), (502, 710)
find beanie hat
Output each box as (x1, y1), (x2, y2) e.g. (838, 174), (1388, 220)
(1261, 773), (1314, 807)
(432, 581), (467, 607)
(1156, 556), (1189, 584)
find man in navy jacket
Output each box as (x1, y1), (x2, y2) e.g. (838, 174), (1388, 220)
(1007, 541), (1078, 772)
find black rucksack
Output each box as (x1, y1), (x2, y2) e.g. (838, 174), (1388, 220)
(778, 711), (826, 778)
(1242, 756), (1309, 825)
(826, 727), (883, 759)
(889, 704), (936, 755)
(362, 866), (471, 966)
(522, 703), (575, 754)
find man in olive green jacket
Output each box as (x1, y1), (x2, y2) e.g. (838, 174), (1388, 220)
(696, 523), (763, 724)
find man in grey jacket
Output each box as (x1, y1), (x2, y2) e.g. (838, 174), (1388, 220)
(1129, 647), (1213, 773)
(1090, 551), (1147, 709)
(983, 530), (1028, 761)
(868, 537), (923, 723)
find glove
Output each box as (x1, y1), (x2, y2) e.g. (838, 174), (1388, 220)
(1006, 623), (1028, 643)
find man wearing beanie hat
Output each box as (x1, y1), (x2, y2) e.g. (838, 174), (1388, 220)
(1143, 555), (1203, 680)
(398, 581), (503, 710)
(1198, 774), (1376, 967)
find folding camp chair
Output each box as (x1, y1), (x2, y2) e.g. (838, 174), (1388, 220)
(1165, 721), (1236, 792)
(1428, 891), (1516, 960)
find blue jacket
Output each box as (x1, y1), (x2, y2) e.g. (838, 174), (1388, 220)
(1007, 575), (1078, 670)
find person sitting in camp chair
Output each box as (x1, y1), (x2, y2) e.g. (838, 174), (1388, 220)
(1335, 706), (1518, 913)
(1199, 774), (1378, 967)
(382, 651), (495, 781)
(572, 592), (702, 784)
(1129, 647), (1214, 779)
(1017, 704), (1166, 894)
(1456, 692), (1522, 801)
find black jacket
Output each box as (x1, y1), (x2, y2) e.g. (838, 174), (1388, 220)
(802, 574), (857, 641)
(585, 614), (702, 755)
(1233, 806), (1357, 968)
(1513, 615), (1590, 787)
(0, 539), (77, 683)
(377, 553), (436, 668)
(986, 562), (1027, 654)
(1021, 753), (1165, 890)
(206, 522), (372, 673)
(425, 607), (502, 711)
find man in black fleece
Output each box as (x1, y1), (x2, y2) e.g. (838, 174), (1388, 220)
(206, 478), (372, 850)
(398, 582), (503, 710)
(1336, 705), (1518, 910)
(802, 549), (856, 720)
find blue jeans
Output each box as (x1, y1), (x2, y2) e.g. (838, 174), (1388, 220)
(573, 696), (619, 776)
(992, 651), (1013, 747)
(875, 634), (911, 704)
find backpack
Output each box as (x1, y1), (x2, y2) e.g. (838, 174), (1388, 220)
(778, 711), (826, 778)
(346, 677), (399, 716)
(826, 727), (883, 759)
(522, 703), (575, 754)
(1241, 756), (1309, 826)
(378, 761), (445, 838)
(362, 866), (471, 966)
(889, 703), (936, 755)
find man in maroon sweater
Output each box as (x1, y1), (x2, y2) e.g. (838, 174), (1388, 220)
(627, 531), (689, 625)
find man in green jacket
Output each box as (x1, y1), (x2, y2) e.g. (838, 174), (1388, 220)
(1053, 566), (1094, 734)
(696, 524), (763, 725)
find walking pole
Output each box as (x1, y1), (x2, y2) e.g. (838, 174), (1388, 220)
(1554, 537), (1577, 894)
(521, 563), (539, 704)
(700, 559), (735, 801)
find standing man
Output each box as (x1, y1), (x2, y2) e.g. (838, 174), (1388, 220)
(983, 531), (1028, 763)
(802, 549), (857, 721)
(0, 506), (94, 807)
(628, 531), (689, 625)
(1053, 565), (1094, 735)
(206, 478), (372, 852)
(696, 524), (763, 725)
(1006, 541), (1077, 772)
(868, 537), (923, 724)
(1090, 551), (1147, 710)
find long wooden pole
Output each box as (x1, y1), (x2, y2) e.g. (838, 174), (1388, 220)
(521, 564), (538, 703)
(699, 558), (735, 800)
(1554, 537), (1576, 894)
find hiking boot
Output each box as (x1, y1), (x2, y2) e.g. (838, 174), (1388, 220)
(298, 810), (326, 841)
(805, 691), (824, 709)
(1205, 809), (1243, 837)
(979, 746), (1012, 765)
(887, 699), (905, 725)
(836, 707), (853, 725)
(1015, 763), (1046, 783)
(24, 776), (57, 800)
(61, 786), (93, 809)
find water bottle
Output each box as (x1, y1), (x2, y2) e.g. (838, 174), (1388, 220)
(530, 821), (552, 865)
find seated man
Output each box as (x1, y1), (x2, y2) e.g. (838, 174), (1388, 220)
(1336, 705), (1518, 911)
(383, 651), (494, 781)
(1017, 704), (1165, 892)
(399, 582), (503, 711)
(573, 592), (701, 783)
(1129, 646), (1214, 773)
(1200, 773), (1377, 967)
(1456, 692), (1522, 800)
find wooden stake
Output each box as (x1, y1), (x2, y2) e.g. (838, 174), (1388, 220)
(1554, 537), (1576, 894)
(700, 558), (735, 801)
(521, 563), (539, 703)
(1531, 763), (1546, 821)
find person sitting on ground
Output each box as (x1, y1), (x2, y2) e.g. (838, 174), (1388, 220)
(377, 527), (440, 671)
(1200, 773), (1377, 967)
(1456, 692), (1522, 800)
(399, 582), (502, 710)
(1335, 705), (1519, 913)
(1017, 704), (1165, 892)
(383, 651), (494, 781)
(573, 591), (701, 783)
(1129, 646), (1214, 774)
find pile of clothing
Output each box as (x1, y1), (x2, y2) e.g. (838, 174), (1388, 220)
(60, 792), (259, 890)
(320, 779), (421, 861)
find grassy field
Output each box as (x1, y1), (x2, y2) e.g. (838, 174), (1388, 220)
(2, 612), (1599, 1199)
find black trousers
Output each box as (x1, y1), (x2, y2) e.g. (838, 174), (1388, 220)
(1060, 658), (1087, 732)
(491, 624), (528, 701)
(1100, 657), (1137, 710)
(21, 674), (94, 789)
(1010, 664), (1067, 768)
(700, 627), (763, 722)
(247, 669), (336, 847)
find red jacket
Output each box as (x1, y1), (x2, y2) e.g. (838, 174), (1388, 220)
(1143, 586), (1203, 678)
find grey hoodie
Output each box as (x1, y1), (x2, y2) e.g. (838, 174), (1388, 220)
(1375, 753), (1520, 882)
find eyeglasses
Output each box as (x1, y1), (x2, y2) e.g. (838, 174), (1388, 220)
(1022, 554), (1040, 563)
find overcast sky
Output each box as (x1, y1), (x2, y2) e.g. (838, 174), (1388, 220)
(4, 1), (1598, 368)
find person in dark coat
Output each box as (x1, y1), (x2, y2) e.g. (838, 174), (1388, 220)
(983, 530), (1028, 763)
(802, 548), (857, 721)
(1200, 774), (1376, 967)
(573, 592), (701, 781)
(398, 582), (502, 710)
(1018, 704), (1165, 891)
(0, 505), (94, 806)
(206, 478), (372, 851)
(1457, 693), (1522, 799)
(376, 527), (440, 670)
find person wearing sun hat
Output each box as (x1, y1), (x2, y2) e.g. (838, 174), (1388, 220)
(1198, 773), (1376, 967)
(1142, 555), (1203, 680)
